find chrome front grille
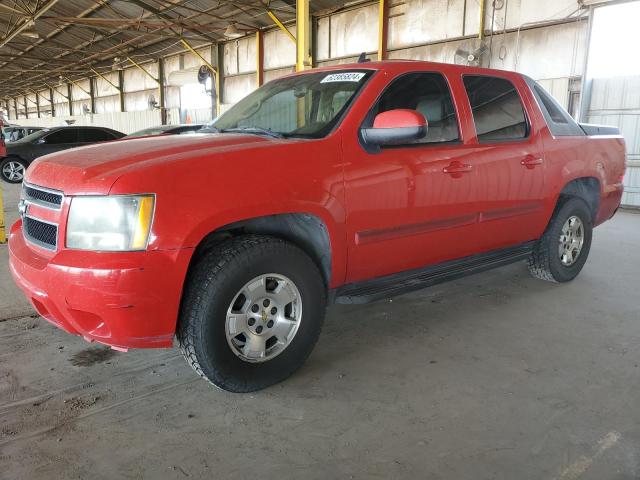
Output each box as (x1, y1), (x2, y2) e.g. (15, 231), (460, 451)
(23, 182), (63, 210)
(23, 216), (58, 250)
(21, 183), (63, 251)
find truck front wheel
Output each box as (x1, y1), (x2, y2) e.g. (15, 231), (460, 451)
(177, 235), (326, 392)
(528, 197), (593, 283)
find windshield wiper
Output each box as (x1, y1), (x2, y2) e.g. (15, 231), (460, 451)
(220, 127), (285, 139)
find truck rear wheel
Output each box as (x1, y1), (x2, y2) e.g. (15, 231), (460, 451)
(177, 235), (326, 392)
(528, 197), (593, 283)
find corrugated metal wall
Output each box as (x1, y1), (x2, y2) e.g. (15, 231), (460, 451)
(587, 76), (640, 207)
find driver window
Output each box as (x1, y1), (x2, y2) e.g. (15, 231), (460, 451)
(372, 72), (460, 144)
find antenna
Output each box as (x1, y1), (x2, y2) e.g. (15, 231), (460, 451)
(357, 52), (370, 63)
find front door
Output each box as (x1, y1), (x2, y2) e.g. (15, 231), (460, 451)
(343, 72), (482, 283)
(36, 128), (80, 159)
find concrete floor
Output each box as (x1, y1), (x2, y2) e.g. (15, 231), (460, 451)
(1, 181), (639, 479)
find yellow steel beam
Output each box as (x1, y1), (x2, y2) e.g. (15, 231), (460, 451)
(127, 57), (160, 84)
(296, 0), (311, 71)
(378, 0), (389, 61)
(256, 31), (264, 87)
(179, 38), (220, 118)
(180, 38), (216, 74)
(479, 0), (486, 40)
(267, 10), (296, 44)
(91, 68), (120, 91)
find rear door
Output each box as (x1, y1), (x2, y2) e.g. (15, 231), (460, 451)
(459, 74), (547, 250)
(77, 128), (119, 146)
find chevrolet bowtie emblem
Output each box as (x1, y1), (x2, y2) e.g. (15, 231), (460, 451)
(18, 199), (28, 217)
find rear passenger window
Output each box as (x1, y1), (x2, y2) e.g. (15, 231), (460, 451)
(79, 129), (116, 142)
(463, 75), (528, 143)
(526, 79), (585, 137)
(369, 72), (460, 145)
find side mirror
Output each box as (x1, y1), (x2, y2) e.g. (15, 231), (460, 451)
(361, 109), (428, 146)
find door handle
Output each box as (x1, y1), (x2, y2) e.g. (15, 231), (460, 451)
(521, 155), (543, 169)
(443, 161), (473, 177)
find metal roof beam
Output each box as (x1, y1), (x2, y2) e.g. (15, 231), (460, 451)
(0, 0), (59, 49)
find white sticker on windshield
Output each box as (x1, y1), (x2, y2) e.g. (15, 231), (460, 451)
(320, 72), (366, 83)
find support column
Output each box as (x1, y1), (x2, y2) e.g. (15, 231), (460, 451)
(67, 83), (73, 116)
(89, 78), (96, 114)
(256, 30), (264, 87)
(23, 96), (29, 119)
(13, 99), (18, 119)
(378, 0), (389, 61)
(216, 44), (225, 114)
(49, 88), (55, 117)
(118, 70), (125, 112)
(35, 91), (41, 118)
(158, 57), (167, 125)
(211, 44), (221, 118)
(479, 0), (486, 40)
(296, 0), (311, 71)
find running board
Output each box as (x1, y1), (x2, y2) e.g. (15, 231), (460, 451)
(333, 241), (535, 304)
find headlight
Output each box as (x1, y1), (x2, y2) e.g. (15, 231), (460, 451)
(66, 195), (155, 251)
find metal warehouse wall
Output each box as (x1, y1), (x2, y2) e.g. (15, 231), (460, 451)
(222, 0), (586, 111)
(6, 0), (588, 133)
(587, 76), (640, 208)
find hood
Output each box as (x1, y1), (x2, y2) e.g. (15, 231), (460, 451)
(25, 133), (278, 194)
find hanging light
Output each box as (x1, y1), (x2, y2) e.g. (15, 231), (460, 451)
(20, 20), (39, 39)
(224, 24), (243, 39)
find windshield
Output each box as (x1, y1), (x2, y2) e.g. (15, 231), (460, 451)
(209, 70), (373, 138)
(126, 126), (174, 138)
(16, 129), (50, 143)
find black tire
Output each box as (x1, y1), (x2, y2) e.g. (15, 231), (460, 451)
(0, 156), (28, 183)
(528, 196), (593, 283)
(177, 235), (326, 392)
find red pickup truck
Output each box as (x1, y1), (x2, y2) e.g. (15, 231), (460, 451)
(8, 61), (625, 392)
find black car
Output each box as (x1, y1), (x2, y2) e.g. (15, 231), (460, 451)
(124, 124), (205, 139)
(0, 126), (125, 183)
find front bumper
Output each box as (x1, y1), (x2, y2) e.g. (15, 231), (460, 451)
(8, 220), (193, 349)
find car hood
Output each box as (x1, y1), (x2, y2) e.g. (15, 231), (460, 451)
(25, 133), (278, 194)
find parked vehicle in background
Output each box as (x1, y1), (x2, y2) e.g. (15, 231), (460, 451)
(3, 126), (44, 142)
(0, 126), (124, 183)
(125, 124), (205, 138)
(8, 61), (625, 392)
(0, 121), (5, 160)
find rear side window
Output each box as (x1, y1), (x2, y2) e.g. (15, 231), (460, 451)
(44, 128), (78, 144)
(463, 75), (528, 143)
(368, 72), (460, 145)
(79, 128), (117, 142)
(525, 78), (584, 137)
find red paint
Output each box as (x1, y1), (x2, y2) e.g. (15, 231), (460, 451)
(373, 109), (427, 128)
(8, 61), (626, 349)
